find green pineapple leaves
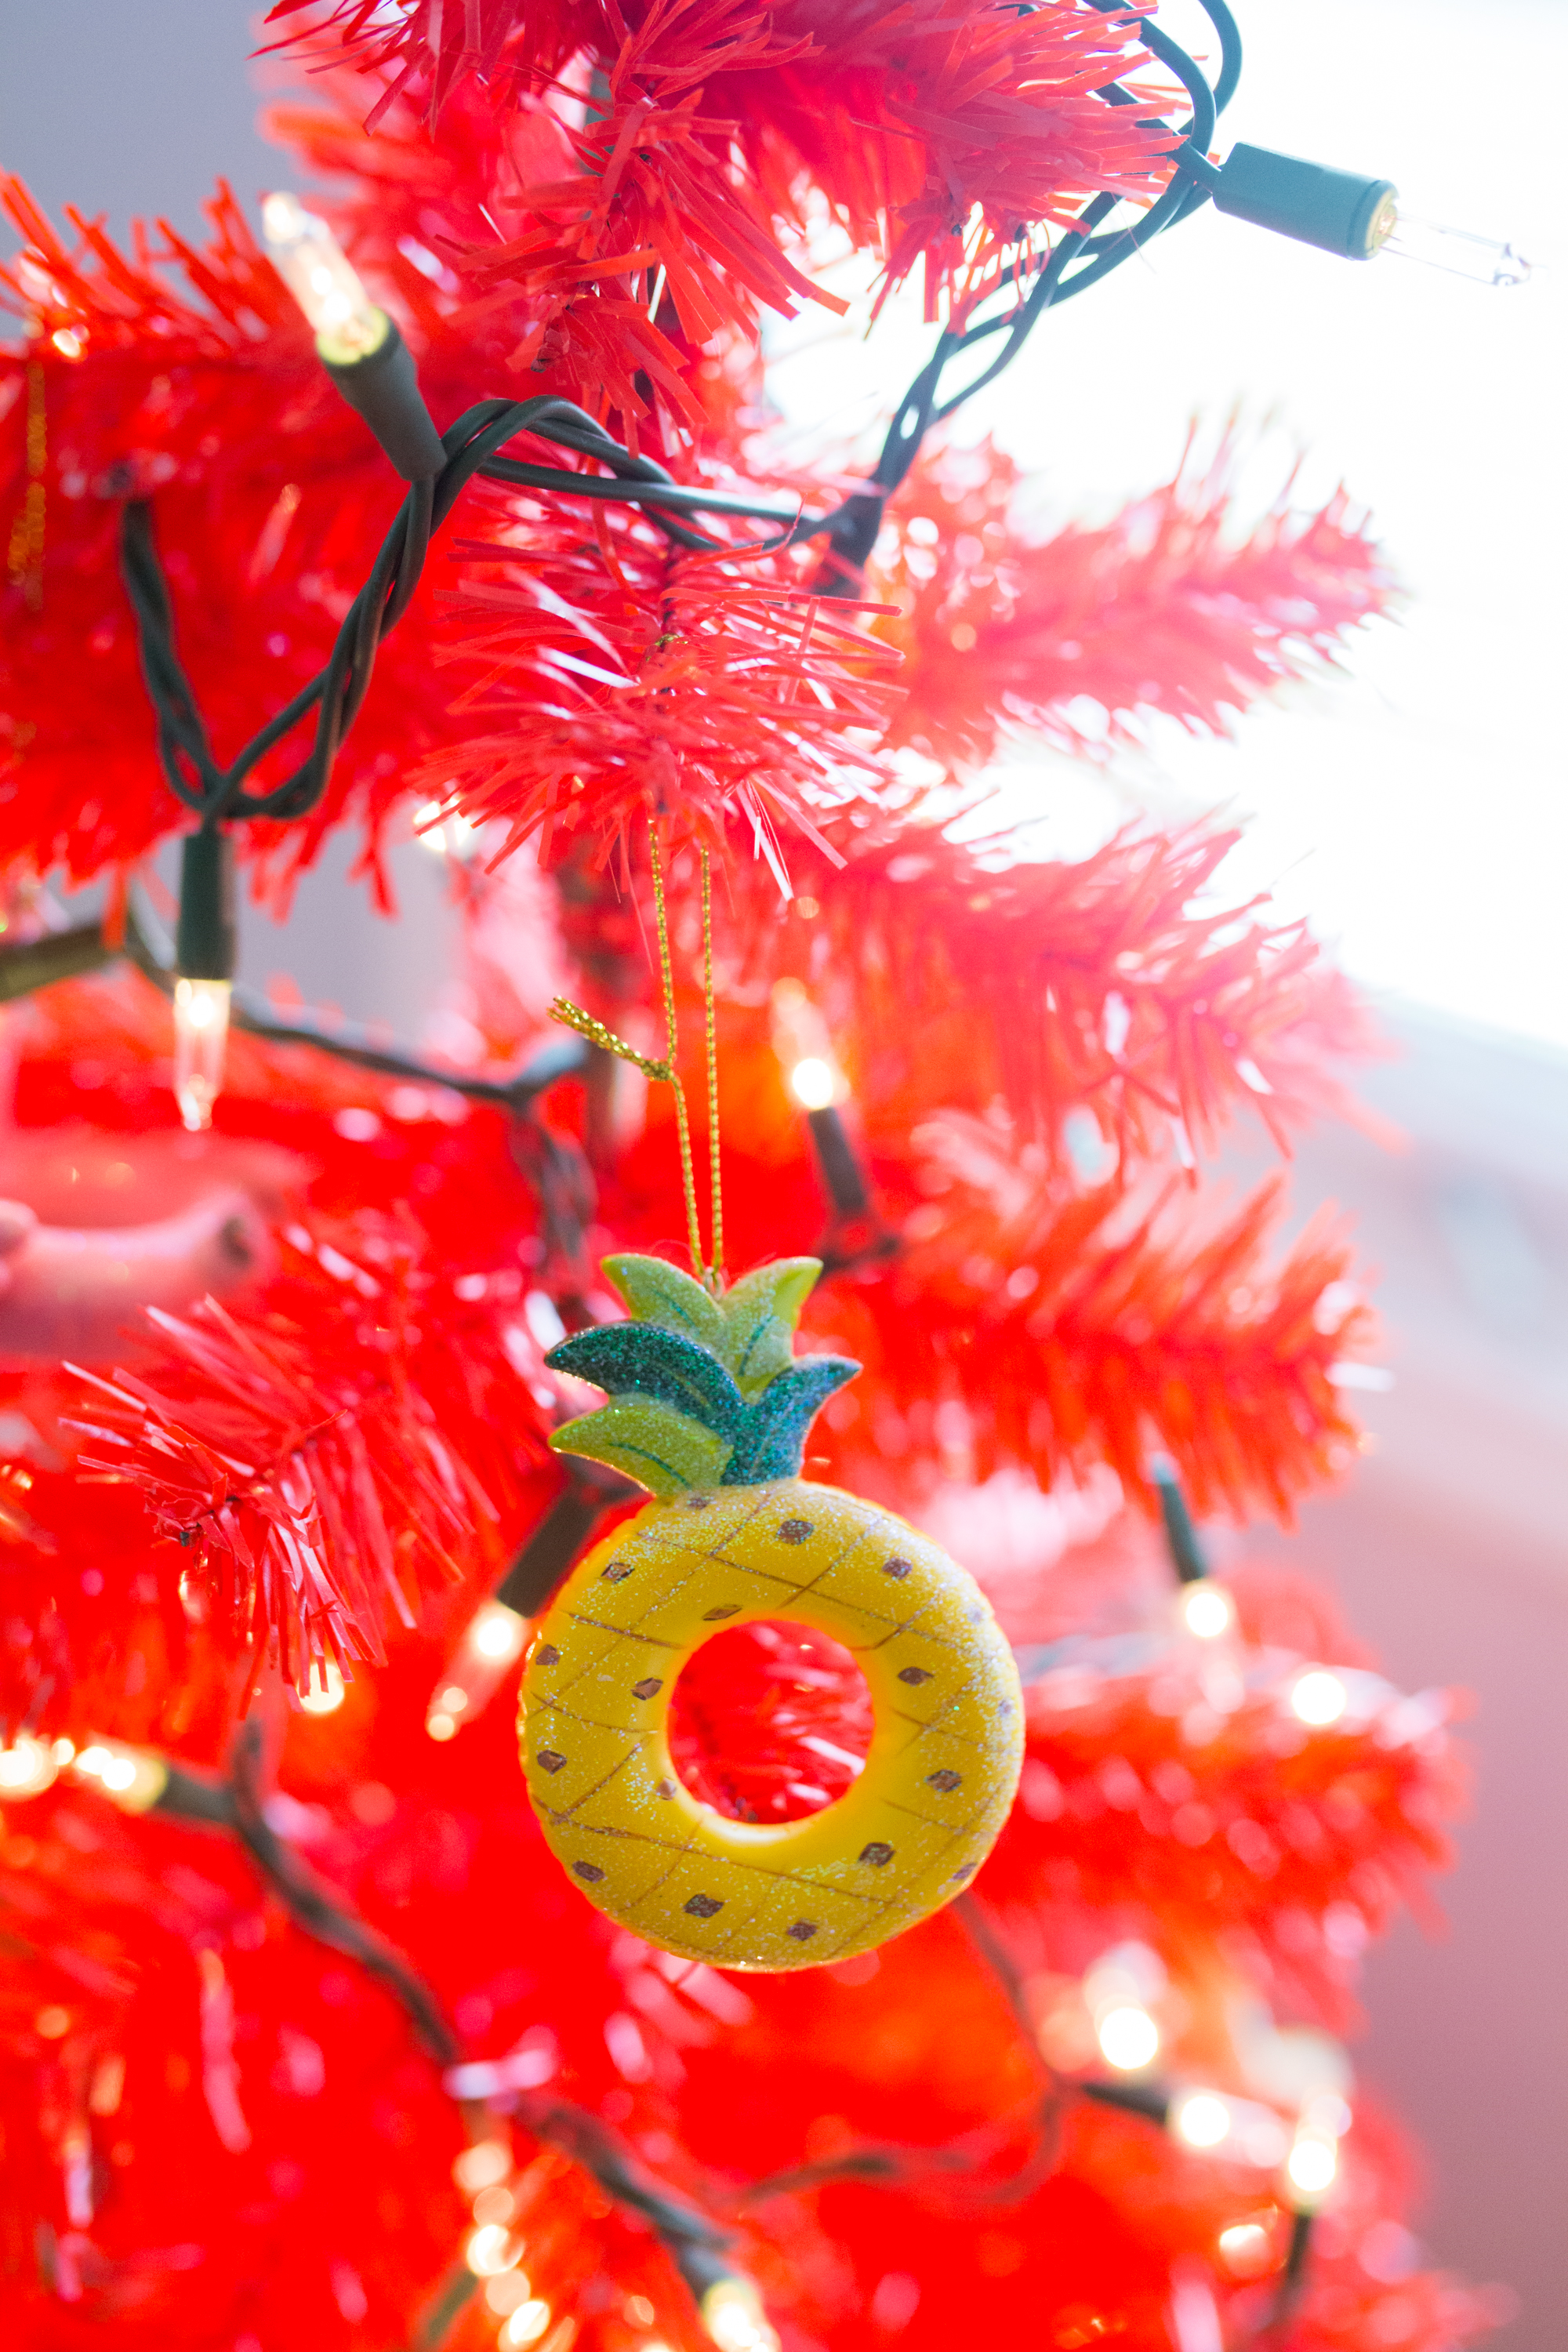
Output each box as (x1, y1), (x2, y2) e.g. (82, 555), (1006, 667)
(545, 1254), (858, 1497)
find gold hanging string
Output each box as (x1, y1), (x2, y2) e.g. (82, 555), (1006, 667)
(645, 824), (704, 1284)
(550, 822), (725, 1290)
(700, 843), (724, 1288)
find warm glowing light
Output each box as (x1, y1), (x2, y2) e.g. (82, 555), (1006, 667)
(299, 1660), (346, 1717)
(789, 1056), (837, 1112)
(1287, 2131), (1338, 2198)
(501, 2300), (553, 2347)
(469, 1601), (528, 1664)
(453, 2140), (512, 2194)
(1180, 1581), (1234, 1639)
(1218, 2222), (1274, 2277)
(771, 979), (843, 1111)
(486, 2274), (536, 2317)
(1097, 2005), (1160, 2072)
(425, 1601), (529, 1740)
(1290, 1670), (1348, 1727)
(1172, 2092), (1232, 2150)
(701, 2279), (781, 2352)
(262, 192), (387, 358)
(0, 1736), (57, 1797)
(173, 977), (232, 1134)
(70, 1741), (169, 1812)
(466, 2223), (524, 2278)
(414, 799), (482, 858)
(471, 2183), (516, 2227)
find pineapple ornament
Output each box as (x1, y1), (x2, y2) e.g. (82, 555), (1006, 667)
(521, 837), (1023, 1971)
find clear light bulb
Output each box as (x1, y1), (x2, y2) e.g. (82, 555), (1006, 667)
(1377, 206), (1531, 288)
(0, 1734), (57, 1797)
(1096, 2005), (1160, 2072)
(789, 1056), (837, 1111)
(425, 1599), (529, 1740)
(1287, 2128), (1340, 2199)
(701, 2280), (781, 2352)
(501, 2301), (554, 2347)
(262, 191), (387, 358)
(298, 1659), (346, 1717)
(70, 1740), (169, 1812)
(466, 2224), (524, 2278)
(172, 976), (231, 1134)
(1290, 1668), (1348, 1727)
(1171, 2091), (1232, 2150)
(771, 979), (843, 1108)
(1179, 1580), (1234, 1640)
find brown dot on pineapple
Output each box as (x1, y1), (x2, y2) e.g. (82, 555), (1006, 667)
(883, 1557), (913, 1579)
(684, 1893), (724, 1918)
(950, 1861), (977, 1882)
(536, 1750), (567, 1775)
(601, 1560), (634, 1583)
(630, 1676), (663, 1700)
(572, 1860), (604, 1883)
(535, 1644), (560, 1667)
(858, 1841), (895, 1867)
(786, 1921), (818, 1941)
(898, 1666), (932, 1685)
(775, 1519), (814, 1545)
(927, 1769), (962, 1792)
(684, 1494), (713, 1511)
(702, 1604), (741, 1621)
(655, 1778), (677, 1799)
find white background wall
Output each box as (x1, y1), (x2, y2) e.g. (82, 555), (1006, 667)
(3, 5), (1565, 2342)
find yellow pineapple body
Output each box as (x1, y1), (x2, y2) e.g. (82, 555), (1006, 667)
(520, 1477), (1024, 1971)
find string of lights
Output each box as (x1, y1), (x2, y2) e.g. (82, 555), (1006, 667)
(92, 0), (1527, 1151)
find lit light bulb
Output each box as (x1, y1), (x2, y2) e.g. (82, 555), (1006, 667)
(453, 2140), (512, 2194)
(1096, 2005), (1160, 2073)
(172, 977), (232, 1134)
(466, 2223), (524, 2278)
(1171, 2091), (1232, 2150)
(771, 979), (842, 1109)
(414, 799), (482, 858)
(789, 1056), (837, 1111)
(68, 1740), (169, 1812)
(1378, 209), (1530, 287)
(299, 1660), (346, 1717)
(1287, 2129), (1339, 2199)
(1180, 1580), (1234, 1640)
(486, 2274), (537, 2318)
(263, 192), (387, 360)
(1217, 2221), (1274, 2278)
(424, 1599), (528, 1740)
(701, 2279), (781, 2352)
(501, 2299), (554, 2347)
(0, 1735), (57, 1797)
(1290, 1669), (1348, 1727)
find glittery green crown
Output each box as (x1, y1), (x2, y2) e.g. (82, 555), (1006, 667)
(543, 1254), (858, 1498)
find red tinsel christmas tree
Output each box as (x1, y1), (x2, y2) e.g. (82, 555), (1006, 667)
(0, 9), (1508, 2350)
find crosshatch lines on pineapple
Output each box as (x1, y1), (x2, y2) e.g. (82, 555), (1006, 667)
(520, 1465), (1024, 1970)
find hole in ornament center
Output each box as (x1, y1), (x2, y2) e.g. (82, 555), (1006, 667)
(667, 1620), (873, 1824)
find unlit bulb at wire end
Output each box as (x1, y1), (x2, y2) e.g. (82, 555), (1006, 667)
(1380, 212), (1531, 288)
